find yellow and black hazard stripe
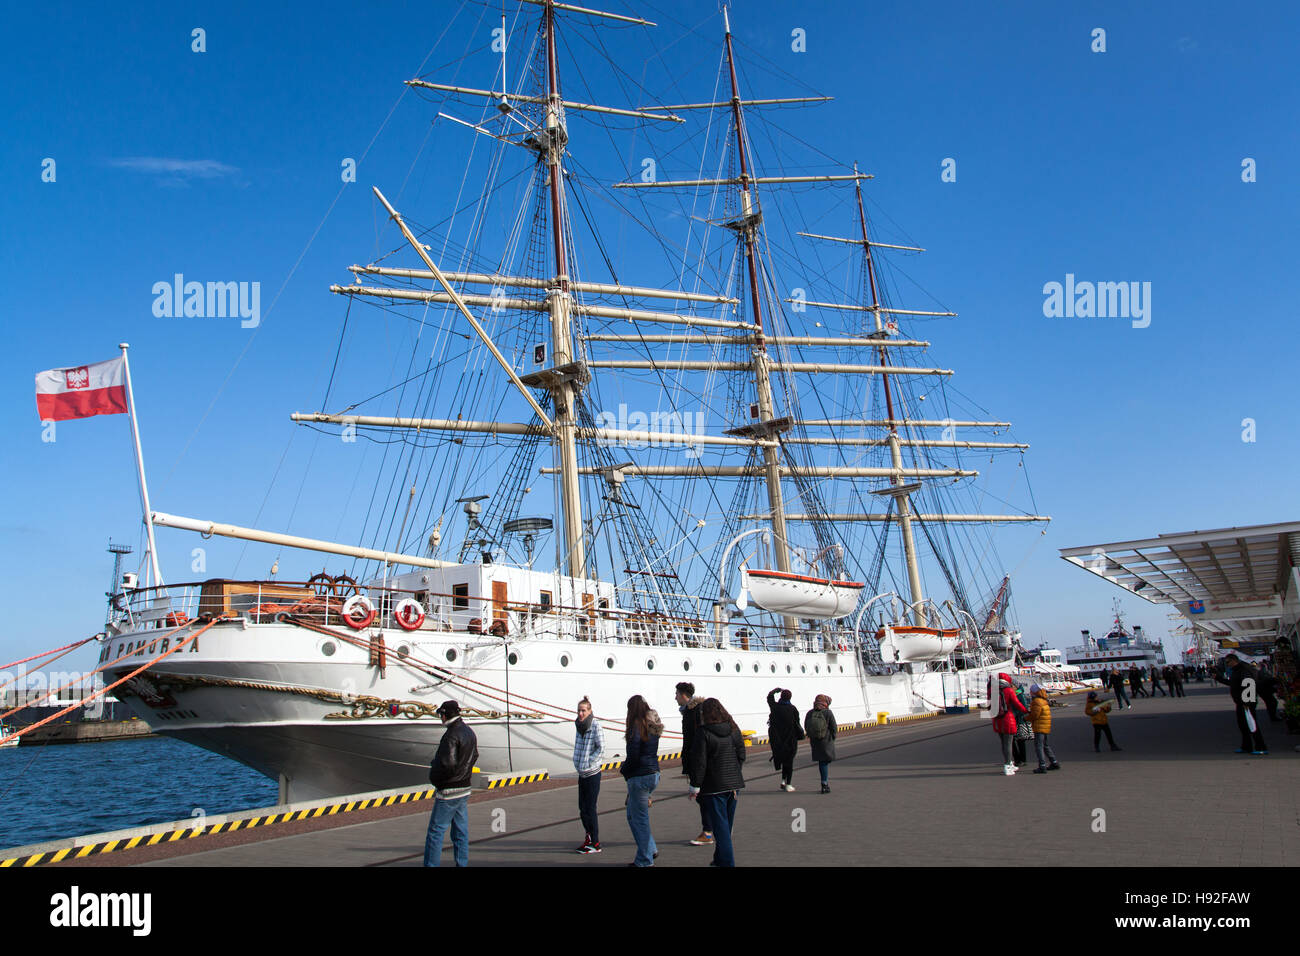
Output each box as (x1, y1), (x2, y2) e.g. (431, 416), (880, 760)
(597, 750), (684, 772)
(483, 772), (549, 789)
(0, 787), (448, 868)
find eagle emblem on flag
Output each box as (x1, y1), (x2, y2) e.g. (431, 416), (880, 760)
(64, 366), (90, 389)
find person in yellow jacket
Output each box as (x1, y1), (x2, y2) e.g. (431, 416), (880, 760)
(1028, 684), (1061, 773)
(1085, 691), (1121, 753)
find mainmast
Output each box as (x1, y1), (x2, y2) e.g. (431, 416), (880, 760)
(542, 0), (585, 578)
(854, 172), (927, 626)
(722, 8), (794, 591)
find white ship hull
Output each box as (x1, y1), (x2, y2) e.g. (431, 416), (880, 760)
(103, 619), (1010, 801)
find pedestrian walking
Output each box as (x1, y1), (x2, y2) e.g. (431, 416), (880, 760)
(675, 681), (713, 846)
(991, 672), (1028, 775)
(803, 693), (837, 793)
(621, 694), (664, 866)
(423, 700), (479, 867)
(1085, 691), (1121, 752)
(1028, 684), (1061, 773)
(1149, 665), (1167, 697)
(1215, 654), (1267, 755)
(1012, 681), (1035, 766)
(1128, 665), (1148, 699)
(686, 697), (746, 867)
(766, 688), (804, 791)
(1165, 664), (1185, 698)
(1109, 669), (1131, 709)
(573, 695), (604, 854)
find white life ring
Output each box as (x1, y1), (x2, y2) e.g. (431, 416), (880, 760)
(342, 594), (377, 630)
(394, 598), (426, 631)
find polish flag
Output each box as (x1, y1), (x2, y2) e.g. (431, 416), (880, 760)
(35, 356), (130, 421)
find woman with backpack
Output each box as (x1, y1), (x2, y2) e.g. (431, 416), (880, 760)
(803, 694), (838, 793)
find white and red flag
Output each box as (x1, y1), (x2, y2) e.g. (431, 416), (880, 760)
(35, 356), (130, 421)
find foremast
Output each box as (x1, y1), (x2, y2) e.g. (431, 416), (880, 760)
(721, 8), (794, 592)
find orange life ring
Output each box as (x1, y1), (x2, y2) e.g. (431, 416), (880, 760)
(165, 612), (189, 628)
(394, 598), (426, 631)
(342, 595), (377, 630)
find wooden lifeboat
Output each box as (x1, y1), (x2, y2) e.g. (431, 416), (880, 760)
(875, 624), (961, 662)
(741, 569), (864, 620)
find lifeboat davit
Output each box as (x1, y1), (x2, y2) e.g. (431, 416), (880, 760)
(741, 569), (864, 620)
(876, 624), (961, 663)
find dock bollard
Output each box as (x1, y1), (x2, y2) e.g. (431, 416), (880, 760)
(876, 712), (889, 725)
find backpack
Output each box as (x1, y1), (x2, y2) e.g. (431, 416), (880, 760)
(806, 709), (828, 741)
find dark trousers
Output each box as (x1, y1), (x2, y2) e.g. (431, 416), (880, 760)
(1235, 704), (1266, 752)
(1150, 680), (1167, 697)
(774, 748), (795, 785)
(701, 792), (737, 866)
(578, 772), (601, 843)
(1112, 684), (1130, 707)
(1171, 680), (1185, 697)
(698, 789), (715, 833)
(1012, 738), (1027, 764)
(1131, 682), (1147, 698)
(1261, 691), (1280, 721)
(1034, 732), (1058, 768)
(1093, 724), (1119, 750)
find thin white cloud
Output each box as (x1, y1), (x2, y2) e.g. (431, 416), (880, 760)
(108, 157), (240, 181)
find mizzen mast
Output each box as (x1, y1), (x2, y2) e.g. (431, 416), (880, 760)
(854, 169), (927, 626)
(540, 0), (586, 579)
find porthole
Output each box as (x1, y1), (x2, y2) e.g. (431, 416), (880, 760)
(714, 662), (722, 673)
(396, 644), (411, 659)
(646, 658), (655, 670)
(682, 660), (691, 671)
(839, 665), (844, 673)
(786, 664), (792, 673)
(508, 652), (519, 666)
(320, 641), (337, 657)
(560, 654), (570, 667)
(770, 663), (776, 673)
(753, 663), (760, 673)
(801, 665), (807, 674)
(606, 657), (615, 669)
(446, 649), (457, 662)
(814, 665), (819, 674)
(735, 662), (742, 672)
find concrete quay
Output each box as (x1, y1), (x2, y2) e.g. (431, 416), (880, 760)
(29, 682), (1289, 868)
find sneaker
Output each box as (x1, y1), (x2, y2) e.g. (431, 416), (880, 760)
(1003, 764), (1015, 776)
(786, 784), (796, 792)
(820, 783), (830, 794)
(579, 842), (602, 854)
(1047, 763), (1062, 771)
(1110, 746), (1122, 752)
(576, 835), (592, 852)
(1032, 767), (1047, 774)
(1234, 748), (1248, 754)
(1251, 750), (1268, 756)
(690, 832), (715, 846)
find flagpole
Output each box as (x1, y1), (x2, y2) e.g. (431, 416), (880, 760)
(119, 343), (164, 589)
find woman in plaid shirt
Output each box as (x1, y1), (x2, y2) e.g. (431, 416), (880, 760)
(573, 696), (605, 853)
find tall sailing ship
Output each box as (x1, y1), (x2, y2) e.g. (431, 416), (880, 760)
(94, 1), (1050, 800)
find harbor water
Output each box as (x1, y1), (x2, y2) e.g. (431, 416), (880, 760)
(0, 736), (276, 850)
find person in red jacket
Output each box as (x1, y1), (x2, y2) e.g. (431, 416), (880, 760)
(991, 673), (1028, 775)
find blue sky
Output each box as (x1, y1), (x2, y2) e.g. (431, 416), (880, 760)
(2, 0), (1298, 681)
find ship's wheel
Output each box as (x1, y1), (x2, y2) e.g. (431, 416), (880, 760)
(330, 574), (360, 598)
(307, 572), (335, 598)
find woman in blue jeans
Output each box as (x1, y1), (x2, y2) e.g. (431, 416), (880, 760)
(687, 697), (746, 867)
(621, 695), (664, 867)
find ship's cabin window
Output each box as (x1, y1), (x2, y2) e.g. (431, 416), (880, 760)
(452, 584), (469, 610)
(539, 590), (553, 612)
(598, 597), (610, 618)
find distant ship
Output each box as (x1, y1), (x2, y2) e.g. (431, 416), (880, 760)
(1065, 600), (1166, 679)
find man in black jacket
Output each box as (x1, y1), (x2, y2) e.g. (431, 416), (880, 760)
(1215, 654), (1267, 755)
(423, 700), (479, 866)
(676, 682), (713, 846)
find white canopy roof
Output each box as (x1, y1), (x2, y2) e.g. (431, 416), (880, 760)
(1060, 521), (1300, 655)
